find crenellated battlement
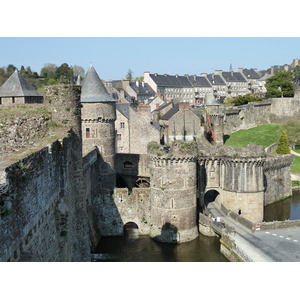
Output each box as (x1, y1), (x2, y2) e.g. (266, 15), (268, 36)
(264, 154), (294, 171)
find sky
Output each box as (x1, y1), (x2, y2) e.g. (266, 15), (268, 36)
(1, 37), (300, 80)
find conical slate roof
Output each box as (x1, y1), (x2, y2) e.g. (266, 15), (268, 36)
(80, 65), (115, 103)
(0, 70), (42, 97)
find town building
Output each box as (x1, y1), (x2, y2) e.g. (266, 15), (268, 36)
(115, 103), (160, 154)
(215, 68), (248, 98)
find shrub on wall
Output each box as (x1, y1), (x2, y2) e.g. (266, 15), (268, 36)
(223, 94), (263, 106)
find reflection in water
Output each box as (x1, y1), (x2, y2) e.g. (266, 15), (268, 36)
(93, 233), (228, 262)
(264, 190), (300, 221)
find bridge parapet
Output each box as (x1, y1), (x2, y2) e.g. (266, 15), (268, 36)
(260, 219), (300, 231)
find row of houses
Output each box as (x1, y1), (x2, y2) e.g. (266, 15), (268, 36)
(143, 67), (267, 105)
(109, 67), (267, 106)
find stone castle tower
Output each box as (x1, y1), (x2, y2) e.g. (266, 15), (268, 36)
(80, 64), (117, 190)
(148, 142), (199, 243)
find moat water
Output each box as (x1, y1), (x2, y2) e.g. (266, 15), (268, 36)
(93, 190), (300, 262)
(93, 233), (228, 262)
(264, 189), (300, 221)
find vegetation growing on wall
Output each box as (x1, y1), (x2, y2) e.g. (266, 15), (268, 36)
(223, 94), (263, 106)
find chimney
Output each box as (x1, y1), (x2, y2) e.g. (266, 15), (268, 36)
(142, 81), (145, 88)
(136, 81), (139, 87)
(184, 74), (189, 77)
(238, 67), (243, 73)
(194, 75), (197, 81)
(179, 102), (190, 110)
(175, 74), (179, 78)
(215, 70), (222, 76)
(201, 73), (207, 78)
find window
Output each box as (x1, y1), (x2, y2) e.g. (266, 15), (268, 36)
(120, 122), (125, 128)
(124, 161), (133, 168)
(117, 134), (121, 140)
(86, 128), (90, 138)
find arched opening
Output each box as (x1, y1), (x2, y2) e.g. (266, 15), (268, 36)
(135, 177), (150, 188)
(123, 222), (139, 238)
(123, 161), (133, 169)
(204, 190), (220, 208)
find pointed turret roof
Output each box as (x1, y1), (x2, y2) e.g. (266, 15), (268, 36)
(0, 70), (42, 97)
(80, 64), (115, 103)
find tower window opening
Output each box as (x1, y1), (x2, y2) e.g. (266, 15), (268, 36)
(86, 128), (90, 138)
(117, 134), (121, 140)
(120, 122), (125, 128)
(124, 161), (133, 169)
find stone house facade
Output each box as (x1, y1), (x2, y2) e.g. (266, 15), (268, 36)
(115, 103), (160, 154)
(159, 102), (204, 144)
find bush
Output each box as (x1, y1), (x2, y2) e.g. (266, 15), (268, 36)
(276, 130), (290, 154)
(224, 94), (263, 106)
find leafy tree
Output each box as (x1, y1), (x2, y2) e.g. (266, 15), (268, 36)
(126, 69), (133, 80)
(293, 65), (300, 82)
(40, 63), (57, 78)
(72, 65), (85, 80)
(55, 63), (74, 84)
(6, 64), (17, 75)
(276, 130), (290, 154)
(265, 70), (294, 98)
(281, 117), (300, 147)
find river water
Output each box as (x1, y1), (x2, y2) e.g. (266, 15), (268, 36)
(264, 189), (300, 221)
(93, 233), (228, 262)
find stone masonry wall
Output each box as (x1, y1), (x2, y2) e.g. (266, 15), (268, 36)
(0, 112), (49, 158)
(0, 85), (91, 262)
(223, 98), (300, 135)
(263, 154), (294, 206)
(0, 133), (90, 261)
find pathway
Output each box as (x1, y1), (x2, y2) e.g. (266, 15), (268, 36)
(208, 202), (300, 262)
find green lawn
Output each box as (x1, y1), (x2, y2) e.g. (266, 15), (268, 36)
(224, 123), (281, 148)
(291, 155), (300, 174)
(223, 123), (300, 174)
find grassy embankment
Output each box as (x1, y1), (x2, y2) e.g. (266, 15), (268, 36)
(0, 104), (69, 164)
(223, 123), (300, 178)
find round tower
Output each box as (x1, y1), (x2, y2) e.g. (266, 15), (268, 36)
(148, 141), (198, 243)
(80, 64), (116, 190)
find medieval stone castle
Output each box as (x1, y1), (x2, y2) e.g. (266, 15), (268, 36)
(0, 65), (299, 261)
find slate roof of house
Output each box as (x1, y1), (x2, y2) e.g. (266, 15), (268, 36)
(221, 71), (247, 82)
(206, 74), (226, 86)
(129, 82), (155, 95)
(80, 64), (116, 103)
(151, 122), (160, 131)
(242, 69), (260, 79)
(116, 103), (130, 119)
(160, 102), (180, 120)
(188, 75), (212, 87)
(150, 74), (192, 87)
(0, 70), (42, 97)
(259, 73), (274, 81)
(152, 100), (173, 112)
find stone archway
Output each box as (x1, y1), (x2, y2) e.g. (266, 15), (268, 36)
(204, 190), (220, 208)
(123, 222), (139, 238)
